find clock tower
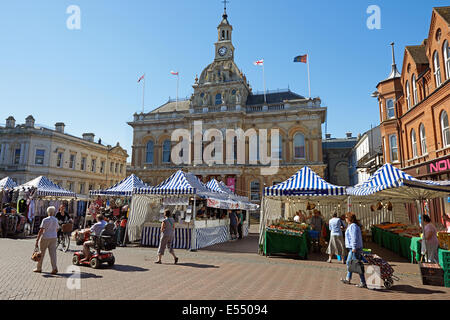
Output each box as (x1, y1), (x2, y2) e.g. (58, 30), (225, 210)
(191, 4), (251, 110)
(214, 7), (234, 61)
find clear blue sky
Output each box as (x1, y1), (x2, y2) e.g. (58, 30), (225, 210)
(0, 0), (448, 161)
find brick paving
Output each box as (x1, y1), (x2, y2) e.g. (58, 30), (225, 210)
(0, 228), (449, 300)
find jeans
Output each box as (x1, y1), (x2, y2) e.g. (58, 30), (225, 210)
(346, 249), (366, 284)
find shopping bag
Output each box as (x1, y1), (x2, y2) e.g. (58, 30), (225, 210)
(348, 259), (365, 274)
(31, 245), (42, 262)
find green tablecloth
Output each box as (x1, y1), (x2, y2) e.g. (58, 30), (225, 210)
(371, 227), (413, 262)
(264, 230), (309, 258)
(410, 237), (422, 263)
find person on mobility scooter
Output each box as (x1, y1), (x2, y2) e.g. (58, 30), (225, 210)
(72, 214), (116, 269)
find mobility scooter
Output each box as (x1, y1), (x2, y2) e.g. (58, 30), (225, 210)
(72, 223), (116, 269)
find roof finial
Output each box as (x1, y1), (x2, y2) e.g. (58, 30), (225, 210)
(386, 42), (401, 79)
(390, 42), (396, 65)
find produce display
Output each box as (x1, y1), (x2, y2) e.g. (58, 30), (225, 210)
(373, 222), (421, 238)
(267, 221), (309, 236)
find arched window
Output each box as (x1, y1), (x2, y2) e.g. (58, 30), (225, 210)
(145, 140), (154, 164)
(443, 40), (450, 80)
(386, 99), (395, 118)
(215, 93), (222, 105)
(293, 133), (305, 159)
(405, 80), (411, 109)
(411, 129), (418, 158)
(271, 135), (283, 160)
(441, 111), (450, 148)
(221, 30), (225, 40)
(389, 134), (398, 162)
(250, 180), (260, 201)
(434, 51), (442, 87)
(162, 140), (171, 163)
(226, 30), (229, 40)
(412, 75), (418, 105)
(419, 124), (427, 155)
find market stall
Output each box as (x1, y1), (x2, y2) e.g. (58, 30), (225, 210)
(260, 166), (348, 258)
(130, 170), (243, 250)
(9, 176), (77, 236)
(205, 178), (259, 237)
(87, 174), (151, 243)
(347, 163), (450, 264)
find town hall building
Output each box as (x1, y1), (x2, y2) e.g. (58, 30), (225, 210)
(127, 8), (327, 203)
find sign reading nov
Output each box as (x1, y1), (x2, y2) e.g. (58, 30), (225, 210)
(428, 156), (450, 174)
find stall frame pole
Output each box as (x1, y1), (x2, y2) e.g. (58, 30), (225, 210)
(416, 198), (426, 262)
(190, 196), (197, 251)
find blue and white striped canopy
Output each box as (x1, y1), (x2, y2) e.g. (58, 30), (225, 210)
(17, 176), (76, 198)
(0, 177), (17, 190)
(347, 163), (450, 200)
(206, 179), (258, 210)
(89, 174), (150, 197)
(264, 166), (347, 197)
(134, 170), (215, 197)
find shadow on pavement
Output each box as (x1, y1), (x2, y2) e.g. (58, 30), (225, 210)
(201, 234), (259, 254)
(42, 272), (102, 279)
(176, 262), (219, 269)
(387, 285), (447, 295)
(111, 264), (149, 272)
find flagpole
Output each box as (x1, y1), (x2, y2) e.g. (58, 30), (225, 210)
(142, 73), (145, 113)
(176, 73), (179, 111)
(262, 63), (267, 104)
(307, 56), (311, 99)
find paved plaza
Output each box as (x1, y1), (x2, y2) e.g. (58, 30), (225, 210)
(0, 226), (449, 300)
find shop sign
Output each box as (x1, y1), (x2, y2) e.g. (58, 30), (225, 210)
(428, 156), (450, 174)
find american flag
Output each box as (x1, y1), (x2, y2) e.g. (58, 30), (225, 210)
(253, 59), (264, 66)
(170, 71), (179, 75)
(137, 74), (145, 82)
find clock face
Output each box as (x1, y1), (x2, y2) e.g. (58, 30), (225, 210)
(218, 46), (227, 56)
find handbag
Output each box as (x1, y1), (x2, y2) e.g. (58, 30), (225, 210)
(31, 245), (42, 262)
(348, 258), (365, 274)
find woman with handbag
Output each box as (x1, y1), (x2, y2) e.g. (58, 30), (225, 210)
(155, 210), (178, 264)
(33, 206), (59, 274)
(340, 213), (367, 288)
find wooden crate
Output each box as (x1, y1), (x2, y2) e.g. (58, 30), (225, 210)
(419, 262), (444, 286)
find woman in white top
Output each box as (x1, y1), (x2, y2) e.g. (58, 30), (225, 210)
(34, 206), (59, 274)
(326, 213), (346, 263)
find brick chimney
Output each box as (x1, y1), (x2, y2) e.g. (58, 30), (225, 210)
(346, 132), (352, 139)
(82, 133), (95, 142)
(55, 122), (66, 133)
(25, 115), (35, 128)
(55, 122), (65, 133)
(5, 116), (15, 128)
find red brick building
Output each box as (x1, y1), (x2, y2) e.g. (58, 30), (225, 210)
(375, 7), (450, 225)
